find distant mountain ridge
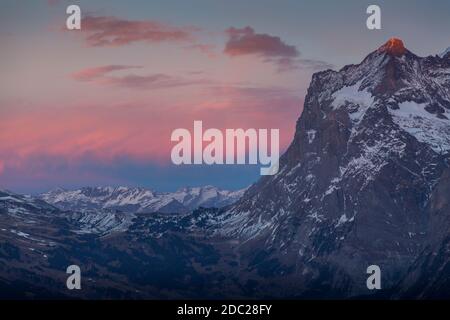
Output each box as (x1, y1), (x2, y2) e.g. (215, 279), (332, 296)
(39, 185), (246, 214)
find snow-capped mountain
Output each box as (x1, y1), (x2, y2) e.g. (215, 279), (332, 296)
(218, 38), (450, 297)
(0, 189), (135, 235)
(439, 46), (450, 58)
(40, 185), (246, 214)
(1, 39), (449, 299)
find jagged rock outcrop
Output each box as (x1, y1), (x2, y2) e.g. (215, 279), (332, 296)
(219, 38), (450, 297)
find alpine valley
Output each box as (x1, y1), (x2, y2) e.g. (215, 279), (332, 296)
(1, 39), (450, 299)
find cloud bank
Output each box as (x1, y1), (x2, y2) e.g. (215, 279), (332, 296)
(224, 26), (333, 72)
(80, 15), (195, 47)
(71, 65), (209, 90)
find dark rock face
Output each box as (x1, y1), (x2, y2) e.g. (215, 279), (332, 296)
(393, 167), (450, 299)
(1, 40), (449, 299)
(219, 39), (450, 297)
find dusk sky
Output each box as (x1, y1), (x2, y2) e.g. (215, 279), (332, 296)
(1, 0), (450, 193)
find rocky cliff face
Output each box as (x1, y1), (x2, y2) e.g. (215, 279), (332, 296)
(1, 39), (449, 299)
(218, 38), (450, 297)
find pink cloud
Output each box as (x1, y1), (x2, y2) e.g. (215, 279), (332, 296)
(224, 26), (299, 58)
(98, 74), (209, 90)
(0, 84), (301, 178)
(79, 15), (195, 47)
(71, 65), (210, 90)
(71, 65), (142, 81)
(224, 26), (333, 72)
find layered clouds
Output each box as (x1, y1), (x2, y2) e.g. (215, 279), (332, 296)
(71, 65), (209, 90)
(1, 7), (328, 192)
(224, 26), (332, 72)
(80, 15), (194, 47)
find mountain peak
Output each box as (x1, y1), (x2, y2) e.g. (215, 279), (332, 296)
(439, 47), (450, 58)
(378, 38), (406, 56)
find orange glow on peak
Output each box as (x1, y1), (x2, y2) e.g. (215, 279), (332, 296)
(379, 38), (406, 56)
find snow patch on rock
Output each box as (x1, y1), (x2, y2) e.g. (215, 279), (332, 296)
(390, 101), (450, 153)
